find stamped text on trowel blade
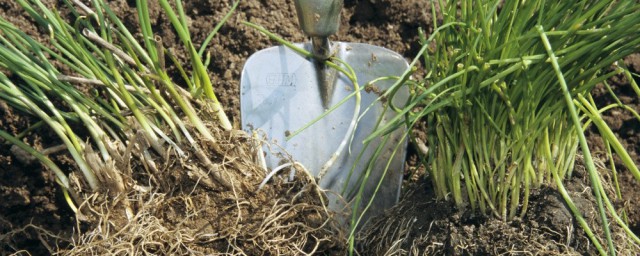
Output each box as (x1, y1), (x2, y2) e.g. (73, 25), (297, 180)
(266, 73), (296, 87)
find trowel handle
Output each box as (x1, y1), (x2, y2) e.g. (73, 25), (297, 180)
(294, 0), (342, 37)
(294, 0), (343, 60)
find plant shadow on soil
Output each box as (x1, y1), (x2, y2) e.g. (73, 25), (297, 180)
(1, 0), (639, 255)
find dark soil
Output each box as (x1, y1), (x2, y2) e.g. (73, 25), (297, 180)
(0, 0), (638, 255)
(359, 160), (620, 255)
(588, 59), (640, 236)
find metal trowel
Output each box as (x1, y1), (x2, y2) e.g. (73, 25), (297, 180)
(241, 0), (409, 226)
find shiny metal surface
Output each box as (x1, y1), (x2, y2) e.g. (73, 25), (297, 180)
(241, 42), (409, 225)
(293, 0), (343, 38)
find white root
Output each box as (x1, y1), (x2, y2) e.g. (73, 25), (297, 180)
(258, 163), (293, 191)
(252, 130), (268, 174)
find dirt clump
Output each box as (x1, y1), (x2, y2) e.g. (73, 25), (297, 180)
(60, 127), (345, 255)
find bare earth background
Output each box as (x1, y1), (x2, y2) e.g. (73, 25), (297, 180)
(0, 0), (638, 255)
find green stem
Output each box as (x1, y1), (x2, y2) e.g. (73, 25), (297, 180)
(0, 130), (71, 189)
(537, 25), (614, 256)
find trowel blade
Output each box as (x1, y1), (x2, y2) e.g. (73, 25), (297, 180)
(240, 42), (409, 225)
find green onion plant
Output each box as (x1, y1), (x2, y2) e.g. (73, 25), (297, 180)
(0, 0), (236, 208)
(370, 0), (640, 254)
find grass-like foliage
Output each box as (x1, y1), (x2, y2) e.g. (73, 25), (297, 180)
(0, 0), (236, 205)
(0, 3), (343, 254)
(2, 0), (639, 254)
(372, 0), (640, 254)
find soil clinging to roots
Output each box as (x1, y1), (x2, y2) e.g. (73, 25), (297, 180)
(59, 123), (346, 255)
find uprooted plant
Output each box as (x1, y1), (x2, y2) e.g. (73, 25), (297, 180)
(0, 0), (344, 254)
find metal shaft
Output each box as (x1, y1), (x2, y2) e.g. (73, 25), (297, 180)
(311, 36), (331, 60)
(294, 0), (343, 108)
(294, 0), (343, 60)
